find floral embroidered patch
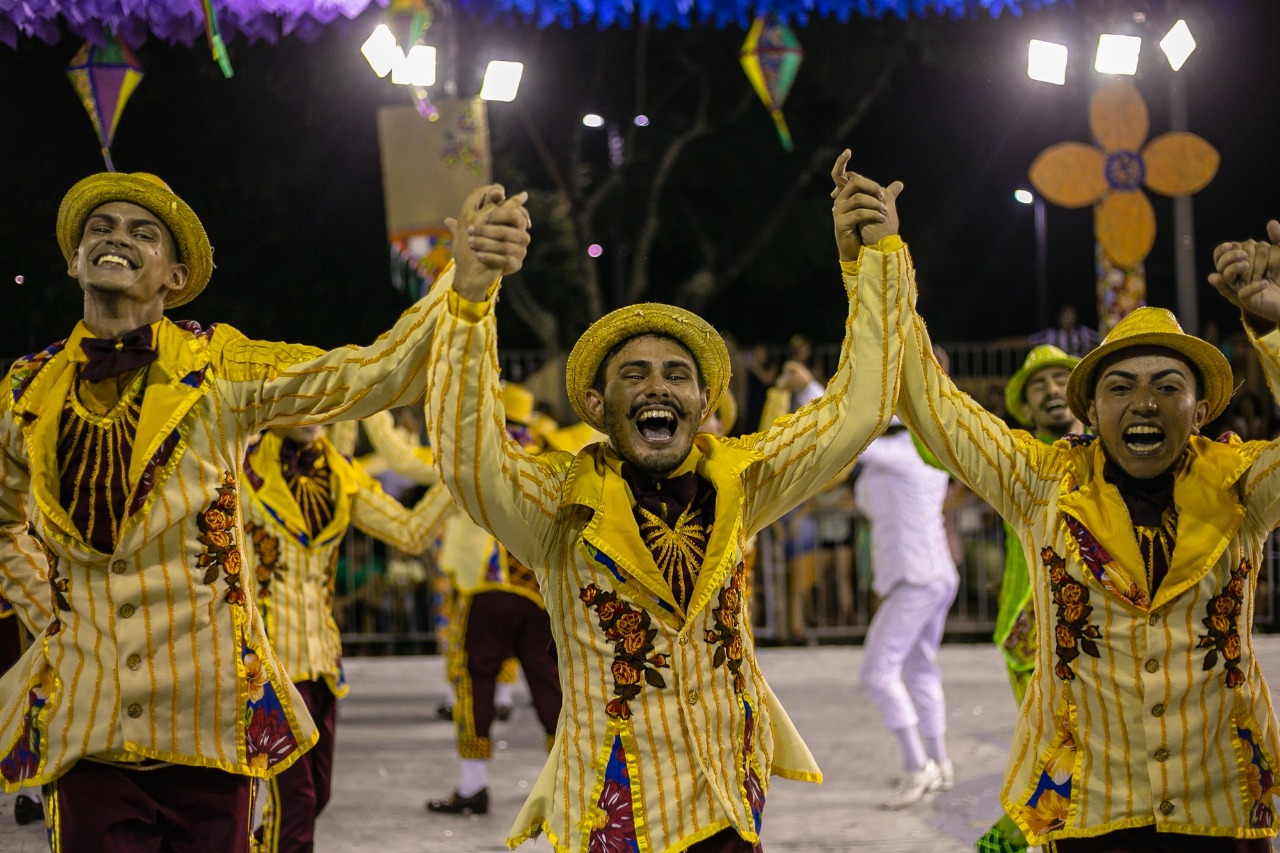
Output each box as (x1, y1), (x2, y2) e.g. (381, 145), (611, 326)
(587, 735), (639, 853)
(707, 564), (748, 694)
(1238, 722), (1276, 829)
(242, 646), (300, 771)
(245, 521), (284, 603)
(1016, 729), (1076, 838)
(1043, 547), (1101, 681)
(197, 471), (245, 607)
(579, 584), (668, 720)
(1198, 558), (1250, 688)
(1002, 605), (1037, 667)
(0, 666), (54, 784)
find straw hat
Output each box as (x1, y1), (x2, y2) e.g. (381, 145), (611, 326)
(565, 303), (731, 433)
(1004, 345), (1081, 427)
(1066, 307), (1232, 424)
(501, 382), (535, 426)
(57, 172), (213, 309)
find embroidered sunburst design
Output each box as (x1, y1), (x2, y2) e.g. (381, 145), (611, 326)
(636, 505), (707, 609)
(286, 460), (333, 538)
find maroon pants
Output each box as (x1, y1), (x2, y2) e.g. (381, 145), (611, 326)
(262, 678), (338, 853)
(460, 591), (561, 747)
(49, 759), (252, 853)
(687, 828), (762, 852)
(1049, 828), (1272, 852)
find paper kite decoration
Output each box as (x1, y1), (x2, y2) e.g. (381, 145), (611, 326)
(65, 37), (145, 172)
(1029, 80), (1217, 329)
(740, 14), (803, 152)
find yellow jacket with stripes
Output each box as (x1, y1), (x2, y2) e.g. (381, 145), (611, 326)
(896, 263), (1280, 844)
(0, 270), (450, 791)
(426, 244), (906, 852)
(241, 431), (451, 696)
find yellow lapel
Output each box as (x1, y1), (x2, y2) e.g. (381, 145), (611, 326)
(313, 441), (357, 547)
(128, 318), (210, 488)
(1154, 435), (1260, 610)
(685, 435), (763, 620)
(249, 432), (355, 549)
(13, 340), (80, 543)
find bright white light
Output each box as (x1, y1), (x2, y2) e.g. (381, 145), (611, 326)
(1160, 20), (1196, 71)
(479, 61), (523, 102)
(582, 113), (605, 128)
(361, 24), (400, 78)
(587, 244), (603, 258)
(1014, 189), (1034, 205)
(1027, 39), (1068, 85)
(1094, 33), (1142, 75)
(394, 44), (435, 87)
(633, 115), (649, 127)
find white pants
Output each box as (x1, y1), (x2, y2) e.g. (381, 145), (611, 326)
(859, 578), (958, 736)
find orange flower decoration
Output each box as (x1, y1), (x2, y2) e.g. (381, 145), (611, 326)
(1030, 80), (1218, 268)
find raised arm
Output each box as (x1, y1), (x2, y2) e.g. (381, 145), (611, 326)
(361, 410), (439, 487)
(424, 186), (566, 570)
(1210, 222), (1280, 531)
(349, 467), (454, 555)
(0, 404), (53, 635)
(741, 155), (906, 534)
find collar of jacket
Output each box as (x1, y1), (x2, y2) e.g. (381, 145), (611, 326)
(1056, 433), (1265, 611)
(246, 430), (358, 549)
(559, 435), (763, 623)
(15, 317), (213, 548)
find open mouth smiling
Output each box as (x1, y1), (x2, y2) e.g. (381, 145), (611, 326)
(1122, 424), (1165, 454)
(634, 407), (679, 444)
(94, 253), (136, 270)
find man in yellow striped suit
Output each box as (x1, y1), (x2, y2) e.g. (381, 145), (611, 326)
(425, 155), (904, 852)
(889, 157), (1280, 849)
(0, 173), (529, 852)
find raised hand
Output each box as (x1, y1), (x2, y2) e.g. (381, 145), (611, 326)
(1209, 220), (1280, 328)
(830, 150), (902, 262)
(448, 184), (532, 302)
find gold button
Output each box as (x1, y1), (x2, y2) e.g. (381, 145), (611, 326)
(127, 654), (142, 670)
(678, 635), (689, 646)
(1159, 800), (1175, 816)
(1152, 704), (1165, 717)
(1154, 748), (1170, 762)
(687, 690), (699, 706)
(127, 703), (143, 718)
(111, 560), (127, 574)
(119, 604), (135, 619)
(1145, 659), (1160, 673)
(1148, 612), (1160, 626)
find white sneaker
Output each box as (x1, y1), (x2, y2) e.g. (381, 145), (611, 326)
(882, 760), (942, 809)
(936, 759), (954, 791)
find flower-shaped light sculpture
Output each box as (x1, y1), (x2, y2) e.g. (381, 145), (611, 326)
(1029, 81), (1217, 328)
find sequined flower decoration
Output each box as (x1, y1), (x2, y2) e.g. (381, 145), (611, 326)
(1029, 80), (1218, 268)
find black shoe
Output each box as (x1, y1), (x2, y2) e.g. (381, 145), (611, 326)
(14, 794), (43, 826)
(495, 704), (513, 722)
(435, 702), (454, 721)
(426, 787), (489, 815)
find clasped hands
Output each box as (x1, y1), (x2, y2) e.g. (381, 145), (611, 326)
(448, 184), (533, 302)
(1210, 220), (1280, 329)
(830, 149), (903, 263)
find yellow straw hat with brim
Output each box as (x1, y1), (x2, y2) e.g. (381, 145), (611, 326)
(1004, 345), (1081, 427)
(1066, 306), (1232, 425)
(565, 303), (731, 433)
(57, 172), (213, 309)
(500, 382), (535, 426)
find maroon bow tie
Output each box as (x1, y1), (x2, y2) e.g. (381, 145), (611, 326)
(79, 325), (158, 383)
(280, 439), (326, 481)
(621, 464), (702, 529)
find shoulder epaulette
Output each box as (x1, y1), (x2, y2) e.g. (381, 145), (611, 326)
(8, 339), (67, 403)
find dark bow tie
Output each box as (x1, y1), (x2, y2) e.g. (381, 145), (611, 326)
(621, 464), (701, 528)
(79, 325), (158, 383)
(280, 439), (326, 481)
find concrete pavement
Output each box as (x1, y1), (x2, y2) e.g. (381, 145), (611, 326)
(5, 639), (1280, 851)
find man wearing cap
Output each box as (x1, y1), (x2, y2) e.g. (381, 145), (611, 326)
(890, 201), (1280, 849)
(425, 381), (563, 818)
(0, 174), (529, 851)
(994, 345), (1083, 706)
(242, 422), (450, 853)
(425, 153), (905, 851)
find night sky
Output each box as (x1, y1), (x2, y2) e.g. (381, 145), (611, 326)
(2, 0), (1278, 358)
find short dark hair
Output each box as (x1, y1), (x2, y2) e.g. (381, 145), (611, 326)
(1090, 346), (1204, 401)
(592, 333), (704, 393)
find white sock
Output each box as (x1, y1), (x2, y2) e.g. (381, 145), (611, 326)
(458, 759), (488, 796)
(495, 682), (514, 708)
